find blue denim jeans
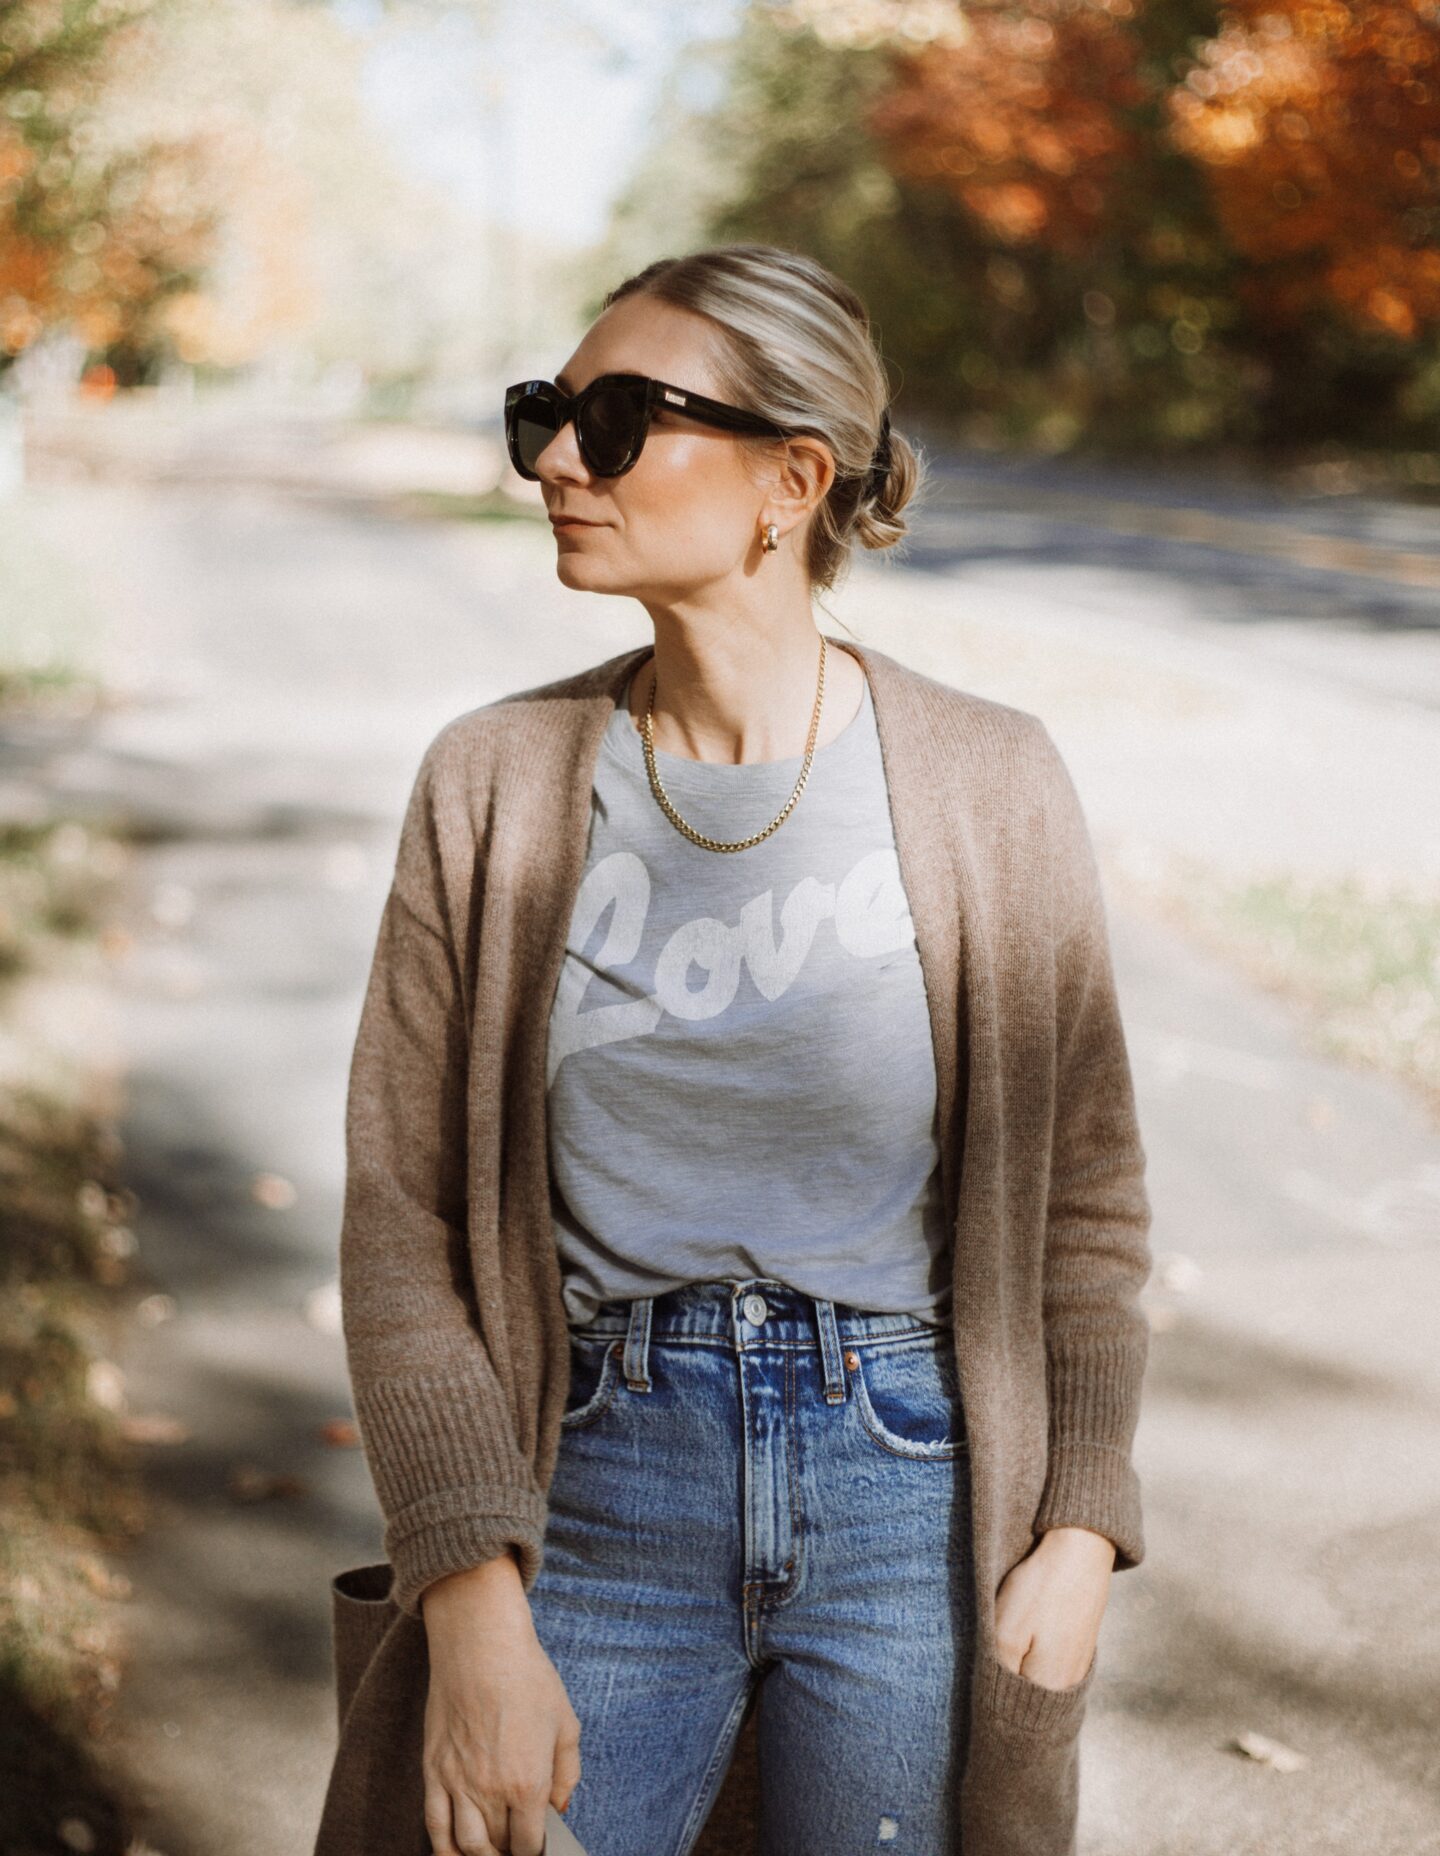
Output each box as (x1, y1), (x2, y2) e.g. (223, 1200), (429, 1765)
(526, 1276), (975, 1856)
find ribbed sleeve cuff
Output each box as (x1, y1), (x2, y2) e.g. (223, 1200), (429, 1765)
(351, 1376), (550, 1619)
(383, 1489), (551, 1620)
(1033, 1441), (1144, 1570)
(1044, 1330), (1148, 1438)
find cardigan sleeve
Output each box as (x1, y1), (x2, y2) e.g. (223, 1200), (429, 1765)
(339, 736), (549, 1622)
(1030, 726), (1153, 1571)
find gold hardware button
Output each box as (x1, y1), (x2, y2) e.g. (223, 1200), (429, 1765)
(844, 1350), (860, 1370)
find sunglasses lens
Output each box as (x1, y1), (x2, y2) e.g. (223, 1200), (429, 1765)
(578, 386), (643, 474)
(510, 392), (560, 477)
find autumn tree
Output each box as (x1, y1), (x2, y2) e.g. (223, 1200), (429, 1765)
(864, 0), (1154, 257)
(657, 0), (1440, 452)
(1167, 0), (1440, 342)
(0, 0), (220, 383)
(629, 0), (1255, 451)
(843, 0), (1440, 442)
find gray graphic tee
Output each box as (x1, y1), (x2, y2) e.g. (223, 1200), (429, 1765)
(546, 661), (952, 1329)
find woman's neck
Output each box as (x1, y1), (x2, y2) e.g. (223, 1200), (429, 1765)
(624, 633), (867, 766)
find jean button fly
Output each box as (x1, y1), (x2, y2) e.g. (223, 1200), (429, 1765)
(743, 1293), (769, 1325)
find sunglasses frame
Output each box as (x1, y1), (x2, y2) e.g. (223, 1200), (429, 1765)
(503, 372), (798, 481)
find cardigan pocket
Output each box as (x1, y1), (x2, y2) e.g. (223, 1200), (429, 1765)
(980, 1641), (1097, 1737)
(963, 1647), (1096, 1856)
(331, 1560), (402, 1731)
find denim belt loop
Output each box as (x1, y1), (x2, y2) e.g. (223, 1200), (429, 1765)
(812, 1297), (848, 1405)
(623, 1295), (654, 1392)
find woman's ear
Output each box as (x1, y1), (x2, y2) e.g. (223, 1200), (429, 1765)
(770, 434), (836, 524)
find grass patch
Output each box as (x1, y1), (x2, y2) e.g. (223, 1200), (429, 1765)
(1117, 854), (1440, 1121)
(0, 501), (105, 718)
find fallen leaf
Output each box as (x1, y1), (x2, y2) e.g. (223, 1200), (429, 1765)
(86, 1361), (126, 1411)
(1230, 1729), (1308, 1771)
(77, 1180), (109, 1221)
(252, 1172), (297, 1210)
(1157, 1253), (1202, 1293)
(118, 1413), (190, 1445)
(303, 1278), (341, 1334)
(227, 1463), (307, 1502)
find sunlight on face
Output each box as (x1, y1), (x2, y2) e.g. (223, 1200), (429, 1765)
(534, 295), (784, 604)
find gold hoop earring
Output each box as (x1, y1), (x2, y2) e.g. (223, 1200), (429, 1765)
(761, 522), (779, 554)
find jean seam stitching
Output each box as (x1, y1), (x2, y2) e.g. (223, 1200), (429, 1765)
(674, 1678), (754, 1856)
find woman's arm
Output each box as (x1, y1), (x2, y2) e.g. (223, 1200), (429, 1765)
(1029, 722), (1153, 1567)
(996, 725), (1153, 1684)
(341, 730), (548, 1622)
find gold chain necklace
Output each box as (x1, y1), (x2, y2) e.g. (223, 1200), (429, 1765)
(639, 634), (828, 853)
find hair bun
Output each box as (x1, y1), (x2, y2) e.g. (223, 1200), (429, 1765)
(864, 409), (893, 502)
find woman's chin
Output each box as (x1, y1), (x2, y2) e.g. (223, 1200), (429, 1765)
(556, 554), (619, 590)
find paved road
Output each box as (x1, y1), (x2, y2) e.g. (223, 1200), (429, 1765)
(11, 426), (1440, 1856)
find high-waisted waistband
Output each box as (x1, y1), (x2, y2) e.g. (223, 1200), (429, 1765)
(569, 1277), (952, 1399)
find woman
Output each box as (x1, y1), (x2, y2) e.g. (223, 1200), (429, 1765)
(313, 244), (1153, 1856)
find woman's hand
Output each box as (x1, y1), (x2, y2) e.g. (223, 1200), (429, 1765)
(420, 1554), (582, 1856)
(993, 1524), (1116, 1691)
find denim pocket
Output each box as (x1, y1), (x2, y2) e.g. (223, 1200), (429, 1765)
(560, 1335), (625, 1430)
(848, 1331), (967, 1460)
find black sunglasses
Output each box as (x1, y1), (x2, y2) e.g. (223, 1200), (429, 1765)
(503, 372), (796, 481)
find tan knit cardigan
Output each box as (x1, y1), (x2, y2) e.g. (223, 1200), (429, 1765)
(312, 637), (1153, 1856)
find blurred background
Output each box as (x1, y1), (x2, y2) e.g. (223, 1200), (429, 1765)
(1, 1), (1437, 1853)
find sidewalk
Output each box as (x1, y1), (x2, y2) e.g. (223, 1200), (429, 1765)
(827, 542), (1440, 889)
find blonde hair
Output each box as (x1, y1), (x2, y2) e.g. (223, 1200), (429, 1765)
(600, 243), (925, 594)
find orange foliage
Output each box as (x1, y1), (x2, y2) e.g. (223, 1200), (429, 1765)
(1167, 0), (1440, 336)
(864, 0), (1151, 255)
(0, 128), (51, 354)
(0, 2), (219, 368)
(861, 0), (1440, 341)
(0, 126), (218, 362)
